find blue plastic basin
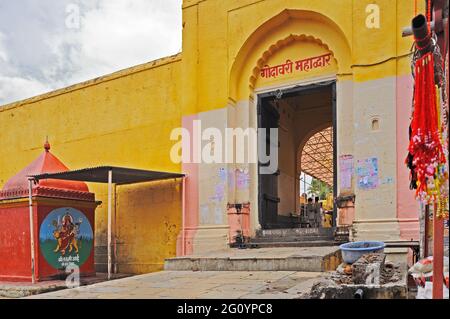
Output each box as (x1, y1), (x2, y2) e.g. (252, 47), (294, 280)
(339, 241), (386, 264)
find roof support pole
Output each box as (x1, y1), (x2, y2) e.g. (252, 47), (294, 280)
(28, 178), (36, 284)
(114, 183), (117, 275)
(181, 176), (186, 256)
(107, 169), (113, 280)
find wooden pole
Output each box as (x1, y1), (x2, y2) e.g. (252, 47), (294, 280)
(432, 203), (444, 299)
(107, 169), (113, 280)
(424, 205), (430, 257)
(28, 178), (36, 284)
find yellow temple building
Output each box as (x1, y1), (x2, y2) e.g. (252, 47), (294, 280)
(0, 0), (430, 274)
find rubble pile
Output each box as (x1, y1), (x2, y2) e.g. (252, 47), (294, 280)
(330, 253), (402, 285)
(305, 253), (408, 299)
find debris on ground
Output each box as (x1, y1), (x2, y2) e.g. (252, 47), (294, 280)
(303, 253), (407, 299)
(330, 253), (402, 286)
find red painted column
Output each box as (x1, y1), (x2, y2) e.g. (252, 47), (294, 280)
(432, 203), (444, 299)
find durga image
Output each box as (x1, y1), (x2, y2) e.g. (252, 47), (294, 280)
(52, 210), (83, 256)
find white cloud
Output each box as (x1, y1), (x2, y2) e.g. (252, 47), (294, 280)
(0, 0), (182, 106)
(50, 0), (183, 83)
(0, 32), (8, 62)
(0, 75), (50, 104)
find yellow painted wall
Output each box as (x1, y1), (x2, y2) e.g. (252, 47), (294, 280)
(0, 55), (183, 274)
(181, 0), (418, 105)
(115, 180), (181, 273)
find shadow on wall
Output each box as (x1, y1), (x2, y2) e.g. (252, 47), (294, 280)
(95, 179), (182, 275)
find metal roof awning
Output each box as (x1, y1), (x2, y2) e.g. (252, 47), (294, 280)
(31, 166), (185, 185)
(26, 166), (186, 283)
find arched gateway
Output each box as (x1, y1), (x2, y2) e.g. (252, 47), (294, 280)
(180, 8), (357, 254)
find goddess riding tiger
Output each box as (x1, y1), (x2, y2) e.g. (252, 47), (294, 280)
(52, 213), (82, 256)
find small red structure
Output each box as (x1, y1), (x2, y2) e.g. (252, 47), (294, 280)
(0, 141), (98, 282)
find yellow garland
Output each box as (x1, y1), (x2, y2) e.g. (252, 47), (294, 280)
(432, 86), (450, 219)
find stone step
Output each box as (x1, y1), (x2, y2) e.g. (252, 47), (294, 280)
(251, 236), (334, 243)
(247, 240), (338, 248)
(164, 247), (342, 272)
(256, 227), (335, 239)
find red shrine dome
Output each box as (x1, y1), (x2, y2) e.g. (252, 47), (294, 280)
(0, 141), (91, 200)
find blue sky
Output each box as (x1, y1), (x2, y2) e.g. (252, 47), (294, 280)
(0, 0), (182, 106)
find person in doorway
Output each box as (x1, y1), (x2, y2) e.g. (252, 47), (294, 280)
(314, 197), (322, 228)
(317, 202), (324, 228)
(306, 198), (316, 227)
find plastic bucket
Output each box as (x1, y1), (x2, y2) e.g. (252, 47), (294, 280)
(339, 241), (386, 264)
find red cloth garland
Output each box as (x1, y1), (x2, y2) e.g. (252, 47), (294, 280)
(407, 52), (446, 200)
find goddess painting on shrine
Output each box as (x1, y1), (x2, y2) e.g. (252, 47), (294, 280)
(52, 211), (81, 256)
(39, 207), (94, 269)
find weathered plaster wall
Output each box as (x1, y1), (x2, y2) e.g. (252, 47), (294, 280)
(351, 76), (400, 241)
(396, 75), (420, 241)
(0, 55), (184, 273)
(116, 179), (181, 274)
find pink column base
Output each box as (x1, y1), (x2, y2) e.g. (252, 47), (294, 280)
(227, 203), (251, 244)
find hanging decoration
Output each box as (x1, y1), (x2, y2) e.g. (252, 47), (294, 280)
(406, 12), (449, 208)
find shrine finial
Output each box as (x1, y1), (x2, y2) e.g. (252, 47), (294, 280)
(44, 137), (50, 152)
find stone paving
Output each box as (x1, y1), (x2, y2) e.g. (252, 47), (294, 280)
(26, 271), (325, 299)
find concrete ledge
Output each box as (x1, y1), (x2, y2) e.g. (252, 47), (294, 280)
(0, 273), (131, 298)
(309, 281), (408, 299)
(0, 282), (67, 298)
(165, 247), (341, 272)
(307, 264), (409, 299)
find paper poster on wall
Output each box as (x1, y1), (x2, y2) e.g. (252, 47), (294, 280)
(356, 157), (379, 190)
(236, 169), (250, 190)
(339, 155), (354, 191)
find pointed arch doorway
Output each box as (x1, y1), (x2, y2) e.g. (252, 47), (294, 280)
(257, 80), (337, 230)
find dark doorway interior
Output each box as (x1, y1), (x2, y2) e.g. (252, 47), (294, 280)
(258, 82), (337, 230)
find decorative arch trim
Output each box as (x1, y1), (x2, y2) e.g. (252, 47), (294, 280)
(249, 35), (337, 90)
(229, 9), (352, 101)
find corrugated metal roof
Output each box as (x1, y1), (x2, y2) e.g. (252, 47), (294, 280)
(298, 127), (333, 186)
(30, 166), (185, 185)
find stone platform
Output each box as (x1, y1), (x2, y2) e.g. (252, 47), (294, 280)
(0, 273), (130, 298)
(165, 247), (342, 272)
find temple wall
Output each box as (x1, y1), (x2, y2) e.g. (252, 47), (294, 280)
(0, 0), (426, 268)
